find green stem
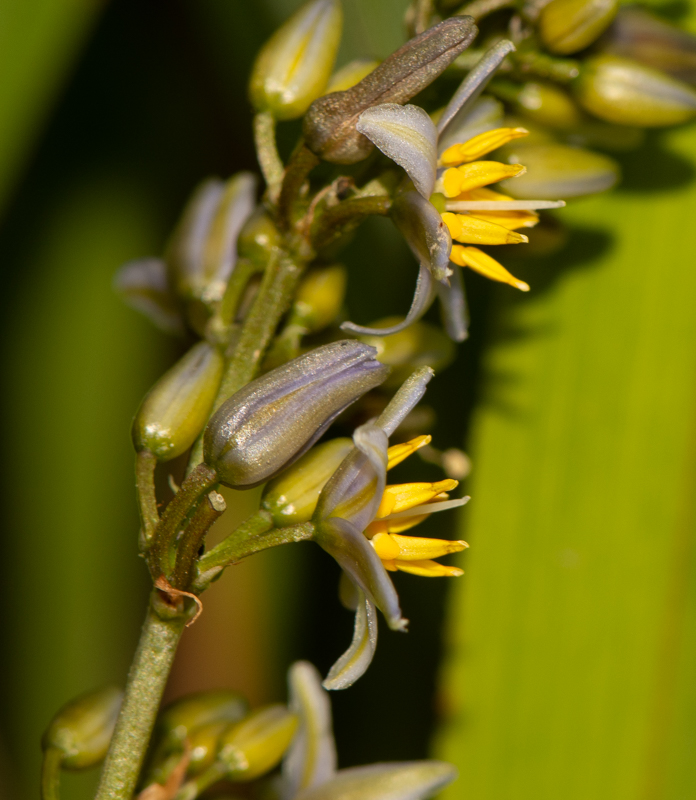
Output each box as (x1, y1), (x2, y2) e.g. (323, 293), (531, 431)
(95, 605), (187, 800)
(455, 0), (513, 21)
(510, 50), (581, 83)
(172, 491), (226, 590)
(311, 196), (392, 252)
(195, 516), (314, 587)
(176, 761), (228, 800)
(41, 747), (62, 800)
(149, 463), (219, 579)
(136, 449), (159, 548)
(253, 111), (284, 200)
(277, 142), (320, 231)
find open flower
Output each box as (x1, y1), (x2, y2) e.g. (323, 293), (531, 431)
(341, 41), (565, 342)
(312, 368), (468, 689)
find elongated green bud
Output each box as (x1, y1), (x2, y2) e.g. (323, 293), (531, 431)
(492, 79), (583, 130)
(132, 342), (224, 461)
(250, 0), (343, 121)
(237, 208), (282, 269)
(289, 265), (347, 332)
(539, 0), (618, 55)
(499, 142), (619, 198)
(42, 686), (122, 770)
(187, 721), (230, 776)
(204, 341), (390, 489)
(262, 438), (354, 526)
(217, 705), (298, 781)
(156, 690), (249, 748)
(304, 16), (477, 164)
(574, 55), (696, 126)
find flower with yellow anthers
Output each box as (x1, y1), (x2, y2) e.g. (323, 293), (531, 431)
(313, 368), (469, 689)
(342, 42), (565, 343)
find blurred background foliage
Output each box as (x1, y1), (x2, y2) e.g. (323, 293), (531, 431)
(0, 0), (694, 799)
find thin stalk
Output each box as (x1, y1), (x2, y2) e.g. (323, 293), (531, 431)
(253, 111), (284, 200)
(196, 517), (314, 584)
(176, 761), (227, 800)
(149, 463), (219, 579)
(95, 605), (187, 800)
(136, 449), (159, 547)
(41, 747), (62, 800)
(171, 491), (226, 590)
(311, 196), (391, 252)
(277, 142), (320, 231)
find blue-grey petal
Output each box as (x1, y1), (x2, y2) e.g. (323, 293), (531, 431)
(323, 589), (377, 691)
(437, 40), (515, 136)
(295, 762), (458, 800)
(375, 367), (434, 437)
(391, 190), (452, 282)
(357, 104), (438, 199)
(437, 96), (504, 155)
(113, 257), (184, 335)
(341, 265), (435, 337)
(436, 265), (469, 342)
(283, 662), (337, 799)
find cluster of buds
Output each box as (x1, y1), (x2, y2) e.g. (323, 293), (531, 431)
(42, 663), (457, 800)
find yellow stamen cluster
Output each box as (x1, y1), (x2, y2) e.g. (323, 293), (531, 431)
(435, 127), (541, 292)
(365, 436), (468, 578)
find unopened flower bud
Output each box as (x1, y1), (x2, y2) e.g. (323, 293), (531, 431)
(217, 705), (298, 781)
(249, 0), (343, 121)
(499, 142), (619, 198)
(166, 174), (257, 305)
(574, 55), (696, 126)
(156, 690), (249, 748)
(237, 209), (282, 269)
(42, 686), (122, 770)
(204, 341), (390, 489)
(359, 319), (455, 388)
(113, 258), (184, 335)
(539, 0), (618, 55)
(304, 16), (477, 164)
(494, 80), (583, 130)
(133, 342), (224, 461)
(289, 265), (347, 332)
(327, 59), (380, 93)
(600, 7), (696, 86)
(187, 721), (230, 776)
(262, 438), (354, 526)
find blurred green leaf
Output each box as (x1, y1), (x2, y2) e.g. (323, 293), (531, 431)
(435, 92), (696, 800)
(0, 0), (103, 216)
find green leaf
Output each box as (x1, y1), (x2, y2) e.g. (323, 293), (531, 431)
(434, 105), (696, 798)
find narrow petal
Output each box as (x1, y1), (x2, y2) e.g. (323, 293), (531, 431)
(323, 589), (378, 691)
(436, 263), (469, 342)
(375, 367), (434, 437)
(395, 559), (464, 577)
(391, 190), (452, 281)
(373, 533), (468, 561)
(357, 104), (438, 199)
(294, 761), (458, 800)
(113, 258), (184, 335)
(380, 496), (470, 520)
(283, 662), (337, 798)
(341, 265), (435, 337)
(315, 518), (405, 630)
(437, 96), (504, 155)
(439, 127), (529, 167)
(375, 480), (458, 518)
(437, 40), (516, 135)
(450, 245), (530, 291)
(442, 213), (529, 245)
(440, 162), (526, 197)
(455, 209), (539, 231)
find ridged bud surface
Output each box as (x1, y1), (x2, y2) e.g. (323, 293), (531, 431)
(540, 0), (618, 55)
(133, 342), (224, 461)
(204, 341), (390, 488)
(249, 0), (343, 120)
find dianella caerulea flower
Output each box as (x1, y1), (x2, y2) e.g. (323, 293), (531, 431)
(281, 661), (457, 800)
(311, 368), (469, 689)
(341, 41), (566, 343)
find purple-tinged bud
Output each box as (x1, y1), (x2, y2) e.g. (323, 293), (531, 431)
(303, 17), (477, 164)
(203, 341), (390, 489)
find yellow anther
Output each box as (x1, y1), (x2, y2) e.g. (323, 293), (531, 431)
(392, 559), (464, 577)
(387, 435), (432, 470)
(372, 532), (468, 562)
(450, 246), (530, 291)
(440, 162), (526, 198)
(441, 212), (529, 246)
(439, 127), (529, 167)
(374, 479), (459, 518)
(468, 210), (539, 231)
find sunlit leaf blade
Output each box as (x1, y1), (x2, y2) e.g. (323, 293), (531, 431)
(435, 119), (696, 799)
